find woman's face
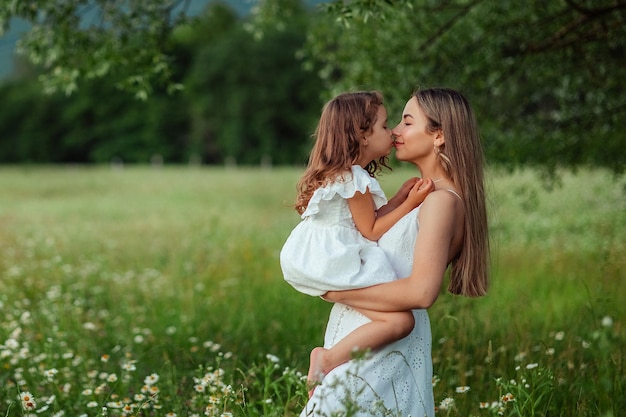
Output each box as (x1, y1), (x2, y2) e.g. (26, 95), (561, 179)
(392, 97), (437, 162)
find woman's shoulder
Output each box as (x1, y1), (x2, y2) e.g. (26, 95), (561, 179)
(420, 189), (463, 220)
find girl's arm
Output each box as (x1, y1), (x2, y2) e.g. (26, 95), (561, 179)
(377, 177), (420, 217)
(349, 178), (434, 241)
(325, 190), (460, 310)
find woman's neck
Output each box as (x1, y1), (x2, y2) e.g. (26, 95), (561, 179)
(414, 161), (448, 184)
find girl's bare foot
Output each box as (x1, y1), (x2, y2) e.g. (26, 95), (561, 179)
(307, 347), (327, 398)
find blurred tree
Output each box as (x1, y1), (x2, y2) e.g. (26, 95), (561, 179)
(0, 0), (321, 165)
(304, 0), (626, 174)
(2, 0), (623, 171)
(0, 79), (190, 163)
(183, 0), (323, 165)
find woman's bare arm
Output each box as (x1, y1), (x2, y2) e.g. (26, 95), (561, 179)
(324, 191), (461, 310)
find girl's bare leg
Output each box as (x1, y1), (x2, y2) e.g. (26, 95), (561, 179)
(307, 308), (414, 397)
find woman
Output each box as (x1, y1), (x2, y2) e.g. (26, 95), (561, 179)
(300, 87), (489, 417)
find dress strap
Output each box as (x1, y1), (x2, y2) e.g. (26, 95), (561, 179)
(444, 189), (463, 201)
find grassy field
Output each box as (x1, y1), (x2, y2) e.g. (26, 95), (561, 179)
(0, 165), (624, 416)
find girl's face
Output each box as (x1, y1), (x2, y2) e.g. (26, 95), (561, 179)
(360, 105), (394, 165)
(392, 97), (438, 162)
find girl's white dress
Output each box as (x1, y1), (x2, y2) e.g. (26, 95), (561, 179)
(300, 205), (435, 417)
(280, 165), (397, 296)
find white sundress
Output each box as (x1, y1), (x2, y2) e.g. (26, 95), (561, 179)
(301, 205), (435, 417)
(280, 165), (398, 296)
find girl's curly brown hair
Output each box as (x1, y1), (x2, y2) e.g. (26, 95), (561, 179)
(294, 91), (390, 215)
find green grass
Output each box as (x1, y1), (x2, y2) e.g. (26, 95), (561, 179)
(0, 165), (624, 416)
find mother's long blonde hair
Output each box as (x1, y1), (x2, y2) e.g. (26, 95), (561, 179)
(294, 91), (390, 215)
(415, 88), (489, 297)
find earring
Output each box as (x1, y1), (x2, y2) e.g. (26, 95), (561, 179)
(434, 145), (440, 155)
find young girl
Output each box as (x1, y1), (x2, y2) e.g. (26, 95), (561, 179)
(279, 91), (434, 393)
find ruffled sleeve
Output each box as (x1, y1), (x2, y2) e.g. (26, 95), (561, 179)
(301, 165), (387, 218)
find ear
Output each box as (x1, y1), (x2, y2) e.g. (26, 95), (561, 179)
(433, 130), (445, 147)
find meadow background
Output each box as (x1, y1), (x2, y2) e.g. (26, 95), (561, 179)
(0, 165), (624, 417)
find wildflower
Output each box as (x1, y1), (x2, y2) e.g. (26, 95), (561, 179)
(133, 335), (145, 344)
(554, 331), (565, 341)
(122, 361), (137, 371)
(601, 316), (613, 327)
(581, 340), (591, 349)
(43, 368), (59, 379)
(266, 354), (280, 363)
(455, 386), (470, 393)
(107, 373), (118, 383)
(194, 384), (206, 393)
(106, 401), (123, 409)
(144, 373), (159, 385)
(479, 402), (489, 408)
(432, 375), (441, 387)
(134, 394), (146, 402)
(165, 413), (177, 417)
(501, 393), (515, 403)
(101, 354), (110, 363)
(19, 392), (36, 411)
(526, 363), (538, 369)
(82, 389), (93, 396)
(438, 397), (455, 411)
(83, 322), (97, 331)
(546, 348), (555, 355)
(5, 338), (19, 350)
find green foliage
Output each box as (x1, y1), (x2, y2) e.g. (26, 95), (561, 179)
(0, 1), (322, 165)
(0, 0), (624, 170)
(303, 0), (626, 175)
(0, 0), (187, 99)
